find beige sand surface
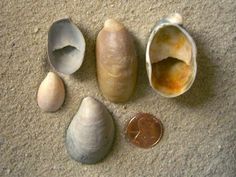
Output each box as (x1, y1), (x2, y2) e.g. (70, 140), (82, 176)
(0, 0), (235, 176)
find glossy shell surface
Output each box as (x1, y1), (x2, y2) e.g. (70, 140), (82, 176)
(37, 72), (65, 112)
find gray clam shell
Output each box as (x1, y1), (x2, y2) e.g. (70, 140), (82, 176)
(48, 18), (86, 75)
(65, 97), (115, 164)
(146, 13), (197, 97)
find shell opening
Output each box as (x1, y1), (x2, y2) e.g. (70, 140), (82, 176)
(149, 26), (193, 96)
(51, 45), (82, 74)
(151, 57), (192, 95)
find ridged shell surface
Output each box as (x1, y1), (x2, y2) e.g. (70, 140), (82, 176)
(65, 97), (115, 164)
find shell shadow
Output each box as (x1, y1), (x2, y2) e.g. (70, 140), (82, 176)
(40, 51), (69, 112)
(42, 51), (52, 73)
(129, 33), (150, 102)
(97, 111), (119, 164)
(173, 32), (217, 106)
(36, 52), (49, 105)
(71, 26), (96, 83)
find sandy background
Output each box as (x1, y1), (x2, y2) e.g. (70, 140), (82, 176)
(0, 0), (236, 176)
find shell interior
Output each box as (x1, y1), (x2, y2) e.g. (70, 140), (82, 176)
(148, 24), (196, 96)
(48, 19), (85, 75)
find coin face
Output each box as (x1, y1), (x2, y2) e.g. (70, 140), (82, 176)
(125, 113), (163, 148)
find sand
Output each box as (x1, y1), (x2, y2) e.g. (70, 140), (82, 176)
(0, 0), (235, 176)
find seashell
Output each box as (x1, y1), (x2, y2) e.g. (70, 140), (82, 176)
(37, 72), (65, 112)
(48, 18), (86, 75)
(146, 13), (197, 97)
(65, 97), (115, 164)
(96, 19), (138, 103)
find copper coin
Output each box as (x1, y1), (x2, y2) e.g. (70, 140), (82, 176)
(125, 113), (163, 148)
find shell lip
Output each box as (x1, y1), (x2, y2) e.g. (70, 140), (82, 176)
(47, 18), (86, 75)
(146, 19), (197, 98)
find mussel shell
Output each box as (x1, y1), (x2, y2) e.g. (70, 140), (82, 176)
(146, 14), (197, 97)
(48, 18), (86, 75)
(65, 97), (115, 164)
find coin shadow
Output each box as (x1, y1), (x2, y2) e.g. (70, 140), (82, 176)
(173, 32), (217, 106)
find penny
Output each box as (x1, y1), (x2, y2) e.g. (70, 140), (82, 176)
(125, 113), (163, 148)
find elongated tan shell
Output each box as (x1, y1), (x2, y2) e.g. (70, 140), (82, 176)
(48, 18), (86, 75)
(146, 13), (197, 97)
(96, 19), (138, 103)
(65, 97), (114, 164)
(37, 72), (65, 112)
